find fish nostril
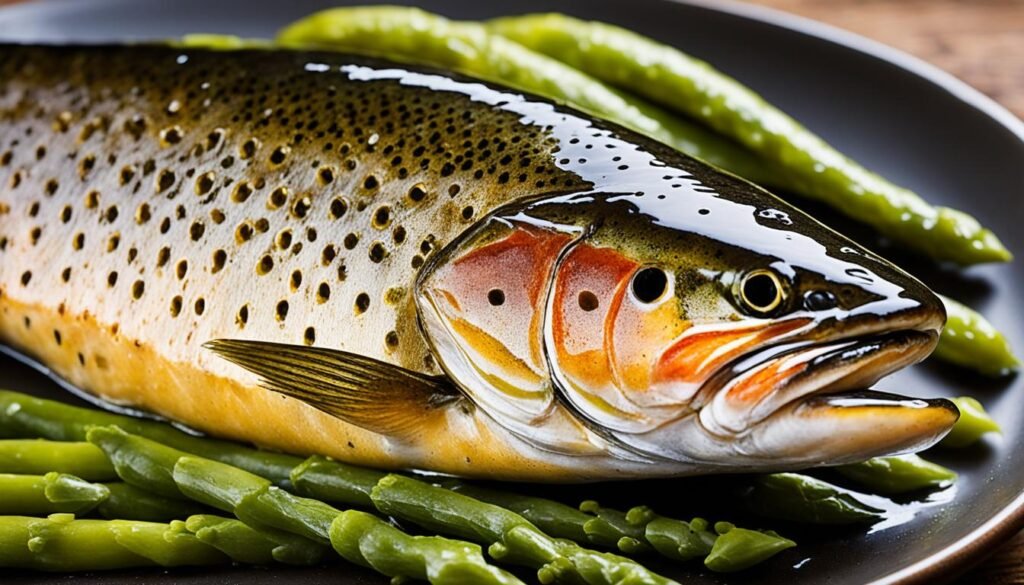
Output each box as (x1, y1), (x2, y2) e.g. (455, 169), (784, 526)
(804, 290), (837, 311)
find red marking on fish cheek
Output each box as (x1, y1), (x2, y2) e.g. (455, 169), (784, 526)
(726, 360), (809, 405)
(427, 225), (571, 375)
(550, 244), (637, 387)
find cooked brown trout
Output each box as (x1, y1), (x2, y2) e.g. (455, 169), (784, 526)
(0, 45), (956, 480)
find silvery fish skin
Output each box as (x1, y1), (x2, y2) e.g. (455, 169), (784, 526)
(0, 45), (956, 481)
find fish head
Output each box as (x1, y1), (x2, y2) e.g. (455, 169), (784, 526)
(417, 185), (956, 470)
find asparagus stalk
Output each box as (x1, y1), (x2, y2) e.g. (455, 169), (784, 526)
(743, 473), (888, 525)
(87, 426), (523, 585)
(1, 390), (792, 572)
(0, 391), (300, 484)
(185, 514), (325, 565)
(941, 396), (1002, 447)
(836, 455), (957, 495)
(371, 474), (676, 585)
(0, 513), (228, 571)
(0, 439), (114, 480)
(0, 473), (107, 516)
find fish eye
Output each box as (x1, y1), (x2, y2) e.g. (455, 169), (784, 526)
(631, 267), (668, 303)
(738, 269), (786, 315)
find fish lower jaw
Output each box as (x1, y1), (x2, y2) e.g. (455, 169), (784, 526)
(611, 330), (955, 468)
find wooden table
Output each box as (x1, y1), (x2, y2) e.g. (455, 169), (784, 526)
(0, 0), (1021, 581)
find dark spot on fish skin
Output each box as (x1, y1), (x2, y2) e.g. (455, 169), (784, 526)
(78, 154), (96, 179)
(170, 295), (183, 317)
(461, 206), (474, 220)
(304, 327), (316, 346)
(160, 217), (171, 234)
(372, 206), (391, 229)
(321, 245), (337, 265)
(72, 233), (85, 251)
(290, 270), (303, 292)
(236, 221), (254, 243)
(210, 209), (225, 224)
(276, 300), (289, 322)
(84, 190), (99, 209)
(35, 146), (46, 160)
(107, 271), (118, 287)
(29, 227), (41, 245)
(362, 175), (378, 190)
(53, 330), (62, 346)
(329, 197), (348, 220)
(275, 229), (293, 250)
(317, 282), (331, 303)
(408, 183), (427, 203)
(385, 331), (399, 349)
(176, 260), (188, 280)
(10, 172), (21, 189)
(256, 255), (274, 275)
(156, 169), (175, 193)
(237, 304), (249, 327)
(255, 218), (270, 233)
(61, 267), (72, 282)
(44, 179), (59, 196)
(411, 255), (424, 269)
(190, 221), (205, 241)
(368, 241), (387, 263)
(160, 125), (183, 146)
(28, 202), (39, 217)
(20, 271), (31, 286)
(578, 291), (600, 312)
(157, 247), (171, 267)
(194, 298), (206, 315)
(106, 233), (120, 252)
(212, 249), (227, 273)
(337, 263), (347, 282)
(291, 196), (311, 219)
(135, 203), (151, 224)
(127, 247), (138, 263)
(317, 167), (334, 185)
(354, 293), (370, 314)
(232, 181), (253, 203)
(269, 145), (289, 166)
(104, 205), (119, 223)
(488, 289), (505, 306)
(306, 227), (317, 242)
(240, 137), (260, 159)
(131, 280), (145, 300)
(194, 172), (214, 195)
(269, 186), (288, 209)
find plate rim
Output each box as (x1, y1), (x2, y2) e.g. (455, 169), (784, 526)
(1, 0), (1022, 582)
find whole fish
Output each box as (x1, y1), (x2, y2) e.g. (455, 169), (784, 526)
(0, 45), (956, 481)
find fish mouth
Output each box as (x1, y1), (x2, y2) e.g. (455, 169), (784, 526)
(697, 328), (941, 437)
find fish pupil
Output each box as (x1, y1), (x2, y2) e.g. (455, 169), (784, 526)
(742, 273), (779, 310)
(631, 268), (668, 303)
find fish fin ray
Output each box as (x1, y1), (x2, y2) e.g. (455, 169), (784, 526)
(204, 339), (461, 439)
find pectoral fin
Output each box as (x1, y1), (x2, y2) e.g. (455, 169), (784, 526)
(204, 339), (462, 439)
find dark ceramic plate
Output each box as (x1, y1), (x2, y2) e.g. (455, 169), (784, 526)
(1, 0), (1022, 583)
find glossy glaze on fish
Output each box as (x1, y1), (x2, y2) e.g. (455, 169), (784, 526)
(0, 45), (956, 480)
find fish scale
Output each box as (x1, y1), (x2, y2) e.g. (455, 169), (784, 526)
(0, 44), (957, 480)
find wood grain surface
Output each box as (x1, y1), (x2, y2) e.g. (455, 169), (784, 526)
(0, 0), (1021, 582)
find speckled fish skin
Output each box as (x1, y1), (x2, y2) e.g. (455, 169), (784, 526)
(0, 45), (956, 481)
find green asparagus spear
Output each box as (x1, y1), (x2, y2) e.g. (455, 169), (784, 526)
(704, 522), (795, 572)
(372, 474), (676, 585)
(97, 482), (209, 522)
(941, 396), (1002, 447)
(0, 513), (228, 571)
(579, 500), (652, 554)
(0, 390), (301, 484)
(0, 439), (114, 480)
(935, 296), (1020, 376)
(447, 481), (593, 544)
(275, 6), (782, 185)
(0, 473), (107, 515)
(185, 514), (325, 565)
(488, 13), (1009, 266)
(744, 473), (886, 525)
(624, 507), (716, 562)
(836, 455), (956, 494)
(88, 426), (523, 585)
(0, 472), (206, 520)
